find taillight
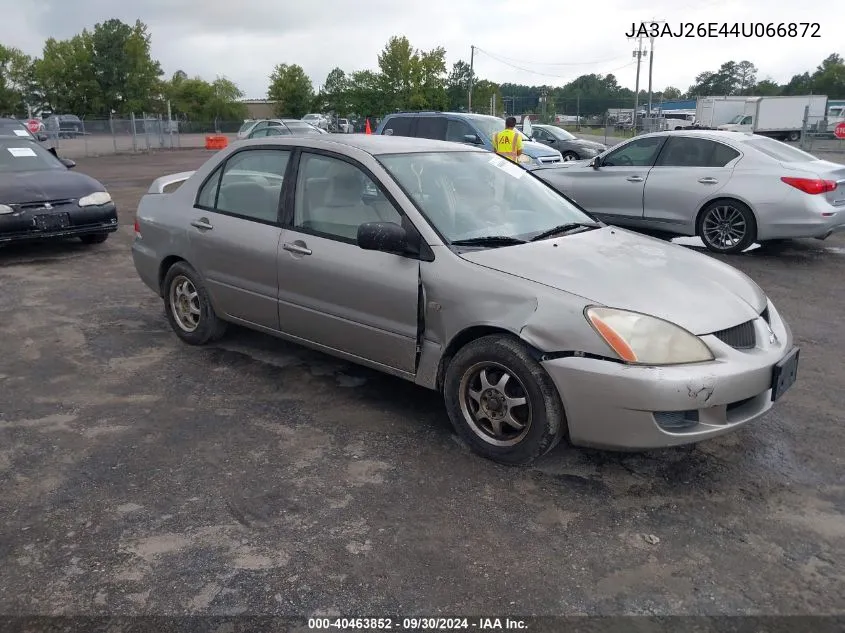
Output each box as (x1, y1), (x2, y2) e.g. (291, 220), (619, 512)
(781, 176), (837, 195)
(134, 218), (141, 238)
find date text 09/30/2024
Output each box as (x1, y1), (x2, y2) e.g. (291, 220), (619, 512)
(625, 22), (821, 38)
(308, 617), (528, 630)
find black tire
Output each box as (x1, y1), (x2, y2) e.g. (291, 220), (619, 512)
(787, 131), (800, 142)
(697, 199), (757, 255)
(80, 232), (109, 244)
(561, 151), (579, 162)
(162, 261), (227, 345)
(443, 334), (566, 466)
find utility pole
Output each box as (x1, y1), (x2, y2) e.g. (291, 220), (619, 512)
(576, 91), (581, 129)
(632, 35), (644, 133)
(468, 45), (475, 113)
(647, 37), (654, 120)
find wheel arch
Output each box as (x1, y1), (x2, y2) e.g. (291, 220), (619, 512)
(694, 195), (759, 238)
(435, 325), (541, 392)
(158, 255), (187, 297)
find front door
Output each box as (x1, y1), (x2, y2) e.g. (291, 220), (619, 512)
(563, 135), (666, 222)
(276, 150), (420, 374)
(643, 136), (739, 232)
(187, 147), (291, 330)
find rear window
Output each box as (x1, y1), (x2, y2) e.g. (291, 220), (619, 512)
(285, 122), (322, 135)
(746, 137), (817, 162)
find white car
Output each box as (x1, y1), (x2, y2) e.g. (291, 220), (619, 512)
(302, 114), (329, 130)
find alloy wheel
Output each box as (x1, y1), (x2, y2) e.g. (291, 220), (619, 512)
(170, 275), (201, 333)
(458, 362), (533, 447)
(702, 205), (748, 251)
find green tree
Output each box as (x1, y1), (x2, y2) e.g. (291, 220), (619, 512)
(321, 66), (349, 113)
(346, 69), (388, 118)
(782, 72), (812, 95)
(268, 63), (314, 118)
(0, 45), (37, 115)
(471, 79), (501, 115)
(35, 31), (103, 115)
(90, 18), (163, 114)
(811, 54), (845, 97)
(661, 86), (683, 100)
(752, 79), (781, 96)
(377, 35), (416, 110)
(446, 60), (473, 110)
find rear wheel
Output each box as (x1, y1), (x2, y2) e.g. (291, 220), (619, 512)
(163, 261), (227, 345)
(562, 151), (579, 162)
(443, 335), (566, 465)
(80, 232), (109, 245)
(697, 199), (757, 255)
(787, 131), (801, 142)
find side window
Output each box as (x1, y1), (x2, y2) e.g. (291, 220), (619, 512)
(657, 137), (740, 167)
(534, 128), (551, 142)
(602, 136), (665, 167)
(382, 116), (413, 137)
(251, 121), (269, 132)
(293, 153), (402, 241)
(196, 167), (222, 208)
(416, 117), (447, 140)
(215, 149), (291, 223)
(742, 116), (753, 125)
(249, 128), (269, 138)
(445, 119), (474, 143)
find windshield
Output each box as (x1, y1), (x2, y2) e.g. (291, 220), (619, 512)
(545, 126), (576, 140)
(377, 151), (596, 244)
(238, 120), (255, 133)
(746, 137), (818, 163)
(0, 140), (64, 173)
(727, 115), (745, 124)
(303, 114), (320, 121)
(0, 120), (34, 138)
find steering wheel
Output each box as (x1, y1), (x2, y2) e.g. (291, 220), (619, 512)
(617, 154), (633, 166)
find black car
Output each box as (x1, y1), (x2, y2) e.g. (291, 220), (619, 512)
(0, 137), (118, 245)
(518, 123), (607, 162)
(44, 114), (84, 139)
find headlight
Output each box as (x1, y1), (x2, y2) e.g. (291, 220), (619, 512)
(0, 204), (14, 215)
(585, 306), (714, 365)
(79, 191), (112, 207)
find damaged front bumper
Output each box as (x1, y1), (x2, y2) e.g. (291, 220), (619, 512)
(540, 311), (795, 451)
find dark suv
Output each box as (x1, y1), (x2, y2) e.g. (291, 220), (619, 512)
(374, 111), (563, 167)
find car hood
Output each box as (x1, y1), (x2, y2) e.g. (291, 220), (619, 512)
(570, 139), (606, 150)
(459, 227), (767, 335)
(0, 169), (105, 204)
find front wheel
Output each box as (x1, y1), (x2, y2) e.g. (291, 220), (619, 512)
(162, 261), (227, 345)
(697, 199), (757, 254)
(443, 335), (566, 465)
(562, 151), (579, 162)
(787, 131), (801, 142)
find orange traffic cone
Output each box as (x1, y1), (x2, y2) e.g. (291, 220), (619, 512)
(365, 119), (372, 135)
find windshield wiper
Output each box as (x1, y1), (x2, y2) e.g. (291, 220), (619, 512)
(451, 235), (527, 247)
(529, 222), (600, 242)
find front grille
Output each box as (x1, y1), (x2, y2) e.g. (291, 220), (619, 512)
(538, 156), (561, 164)
(712, 320), (756, 349)
(12, 198), (76, 212)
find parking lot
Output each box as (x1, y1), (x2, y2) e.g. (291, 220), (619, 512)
(1, 148), (845, 617)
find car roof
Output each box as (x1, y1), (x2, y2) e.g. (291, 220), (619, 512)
(636, 129), (762, 143)
(234, 134), (482, 155)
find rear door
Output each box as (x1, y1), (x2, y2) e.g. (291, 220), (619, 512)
(379, 116), (416, 137)
(562, 135), (666, 221)
(643, 136), (739, 231)
(188, 147), (291, 330)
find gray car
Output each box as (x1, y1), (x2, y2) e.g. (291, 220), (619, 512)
(520, 123), (607, 161)
(532, 129), (845, 254)
(239, 119), (326, 139)
(132, 135), (799, 465)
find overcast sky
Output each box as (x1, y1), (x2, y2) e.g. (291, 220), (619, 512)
(0, 0), (840, 98)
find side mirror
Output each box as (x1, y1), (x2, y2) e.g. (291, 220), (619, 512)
(463, 134), (482, 145)
(37, 133), (48, 141)
(60, 158), (76, 169)
(357, 221), (408, 254)
(590, 156), (601, 169)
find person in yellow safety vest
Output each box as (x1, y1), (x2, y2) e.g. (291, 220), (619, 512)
(493, 116), (523, 163)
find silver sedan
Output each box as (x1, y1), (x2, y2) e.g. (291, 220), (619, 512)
(531, 130), (845, 254)
(132, 135), (799, 465)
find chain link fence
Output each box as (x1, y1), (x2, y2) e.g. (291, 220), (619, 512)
(38, 115), (251, 159)
(800, 112), (845, 155)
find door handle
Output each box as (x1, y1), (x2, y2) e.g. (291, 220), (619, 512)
(626, 176), (644, 182)
(698, 177), (719, 184)
(190, 218), (213, 230)
(283, 242), (312, 256)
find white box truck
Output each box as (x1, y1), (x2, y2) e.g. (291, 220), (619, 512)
(694, 96), (748, 128)
(717, 95), (828, 141)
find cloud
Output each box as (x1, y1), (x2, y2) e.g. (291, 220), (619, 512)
(0, 0), (840, 97)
